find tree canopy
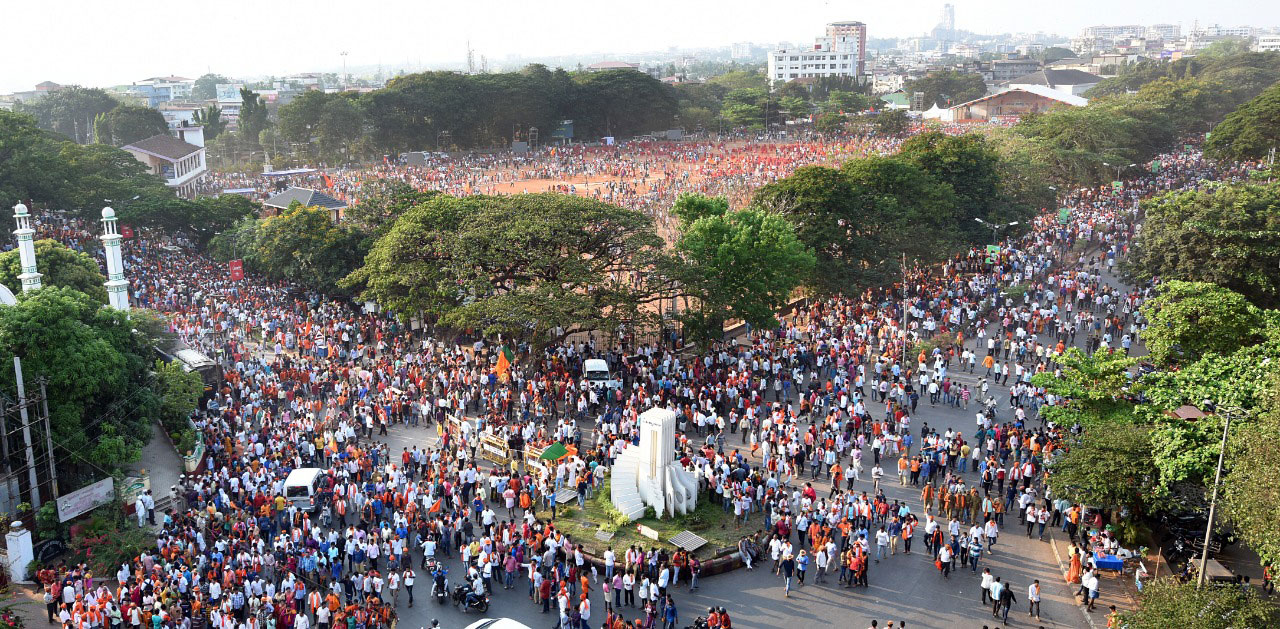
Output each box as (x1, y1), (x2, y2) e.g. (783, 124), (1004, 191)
(1122, 577), (1275, 628)
(1205, 81), (1280, 162)
(1140, 280), (1263, 366)
(16, 86), (119, 144)
(753, 137), (1029, 296)
(903, 70), (987, 109)
(1047, 421), (1159, 514)
(191, 73), (230, 101)
(669, 194), (814, 346)
(222, 202), (366, 293)
(1222, 376), (1280, 569)
(1127, 182), (1280, 309)
(97, 104), (169, 147)
(0, 239), (107, 303)
(345, 194), (665, 350)
(0, 288), (166, 486)
(0, 110), (173, 217)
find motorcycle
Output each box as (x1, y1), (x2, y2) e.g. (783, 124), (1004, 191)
(431, 569), (449, 605)
(451, 584), (490, 613)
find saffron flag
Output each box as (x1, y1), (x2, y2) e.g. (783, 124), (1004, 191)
(496, 345), (513, 381)
(429, 498), (442, 513)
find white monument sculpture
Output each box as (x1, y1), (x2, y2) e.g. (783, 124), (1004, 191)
(611, 407), (697, 520)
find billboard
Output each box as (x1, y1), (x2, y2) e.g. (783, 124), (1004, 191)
(215, 83), (244, 102)
(550, 120), (573, 139)
(56, 477), (114, 522)
(229, 259), (244, 281)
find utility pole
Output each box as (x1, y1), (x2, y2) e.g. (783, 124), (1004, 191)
(39, 378), (57, 500)
(1197, 409), (1232, 589)
(901, 252), (909, 358)
(13, 357), (40, 508)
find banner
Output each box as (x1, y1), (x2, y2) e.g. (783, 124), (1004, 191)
(229, 259), (244, 281)
(121, 225), (134, 239)
(56, 477), (114, 522)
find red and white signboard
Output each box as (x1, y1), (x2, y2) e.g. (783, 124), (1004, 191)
(121, 225), (135, 238)
(229, 259), (244, 281)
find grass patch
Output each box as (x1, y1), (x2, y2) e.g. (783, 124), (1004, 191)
(553, 476), (752, 558)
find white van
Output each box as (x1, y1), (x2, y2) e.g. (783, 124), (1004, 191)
(284, 468), (325, 511)
(583, 358), (621, 391)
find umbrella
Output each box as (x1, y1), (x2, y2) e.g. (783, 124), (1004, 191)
(539, 442), (569, 461)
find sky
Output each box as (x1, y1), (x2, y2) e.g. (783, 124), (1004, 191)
(6, 0), (1278, 93)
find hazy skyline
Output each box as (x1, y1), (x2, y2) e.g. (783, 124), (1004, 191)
(6, 0), (1278, 93)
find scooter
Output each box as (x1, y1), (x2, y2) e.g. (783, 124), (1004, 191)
(451, 584), (490, 613)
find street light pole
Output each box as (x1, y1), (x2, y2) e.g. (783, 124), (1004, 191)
(1197, 409), (1232, 589)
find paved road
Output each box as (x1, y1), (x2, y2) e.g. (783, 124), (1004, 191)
(347, 276), (1132, 629)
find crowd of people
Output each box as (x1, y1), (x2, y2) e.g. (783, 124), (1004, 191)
(21, 129), (1266, 629)
(195, 135), (905, 239)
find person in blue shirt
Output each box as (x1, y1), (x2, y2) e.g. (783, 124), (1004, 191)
(662, 596), (678, 629)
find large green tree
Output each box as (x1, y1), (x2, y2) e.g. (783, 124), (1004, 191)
(753, 157), (961, 295)
(192, 105), (227, 142)
(0, 239), (107, 303)
(1121, 577), (1275, 628)
(1223, 377), (1280, 569)
(1140, 314), (1280, 489)
(1014, 95), (1175, 186)
(897, 131), (1027, 244)
(1032, 348), (1140, 428)
(1, 110), (172, 216)
(342, 181), (439, 239)
(0, 288), (164, 486)
(1140, 280), (1263, 366)
(251, 203), (365, 292)
(1127, 182), (1280, 309)
(191, 73), (231, 101)
(571, 70), (678, 139)
(118, 191), (258, 246)
(99, 104), (169, 146)
(1047, 421), (1160, 513)
(669, 194), (815, 346)
(16, 86), (118, 144)
(1205, 81), (1280, 161)
(237, 88), (270, 147)
(903, 70), (987, 109)
(345, 194), (664, 350)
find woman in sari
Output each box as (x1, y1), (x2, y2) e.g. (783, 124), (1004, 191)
(1066, 546), (1082, 584)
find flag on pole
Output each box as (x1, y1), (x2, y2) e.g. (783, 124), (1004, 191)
(429, 498), (442, 513)
(496, 345), (514, 381)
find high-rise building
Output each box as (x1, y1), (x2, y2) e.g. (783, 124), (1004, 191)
(941, 4), (955, 33)
(768, 21), (867, 83)
(1081, 25), (1146, 40)
(1148, 24), (1181, 40)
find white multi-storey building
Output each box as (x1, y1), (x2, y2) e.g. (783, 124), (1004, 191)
(768, 21), (866, 84)
(1256, 36), (1280, 53)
